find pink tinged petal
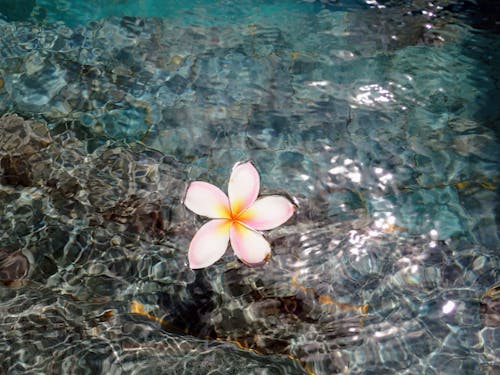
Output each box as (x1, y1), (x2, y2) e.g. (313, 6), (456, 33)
(238, 195), (295, 230)
(184, 181), (231, 219)
(188, 219), (231, 269)
(228, 161), (260, 215)
(229, 222), (271, 266)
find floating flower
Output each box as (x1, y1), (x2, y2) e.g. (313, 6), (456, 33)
(183, 161), (295, 269)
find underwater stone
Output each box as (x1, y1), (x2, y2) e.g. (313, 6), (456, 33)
(0, 112), (497, 375)
(0, 113), (52, 156)
(165, 74), (189, 95)
(101, 106), (151, 141)
(0, 250), (29, 285)
(480, 286), (500, 327)
(0, 114), (52, 186)
(5, 64), (67, 111)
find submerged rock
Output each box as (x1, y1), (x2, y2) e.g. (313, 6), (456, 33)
(0, 250), (29, 286)
(0, 113), (52, 186)
(0, 113), (498, 374)
(0, 113), (186, 249)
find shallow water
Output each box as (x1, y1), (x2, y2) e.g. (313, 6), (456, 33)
(0, 0), (499, 374)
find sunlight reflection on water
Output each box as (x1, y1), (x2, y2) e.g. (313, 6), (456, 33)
(0, 0), (499, 374)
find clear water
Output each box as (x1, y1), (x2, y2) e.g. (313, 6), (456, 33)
(0, 0), (498, 374)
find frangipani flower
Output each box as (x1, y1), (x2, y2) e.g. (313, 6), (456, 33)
(184, 161), (295, 269)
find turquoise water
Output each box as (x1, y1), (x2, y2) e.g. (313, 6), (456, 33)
(0, 0), (499, 374)
(36, 0), (321, 26)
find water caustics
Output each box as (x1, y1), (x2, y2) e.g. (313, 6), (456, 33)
(0, 0), (499, 374)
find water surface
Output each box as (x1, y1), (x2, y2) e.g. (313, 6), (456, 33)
(0, 0), (498, 374)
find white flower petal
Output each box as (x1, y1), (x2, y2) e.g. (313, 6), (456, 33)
(184, 181), (231, 219)
(230, 222), (271, 265)
(188, 219), (231, 269)
(238, 195), (295, 230)
(228, 161), (260, 216)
